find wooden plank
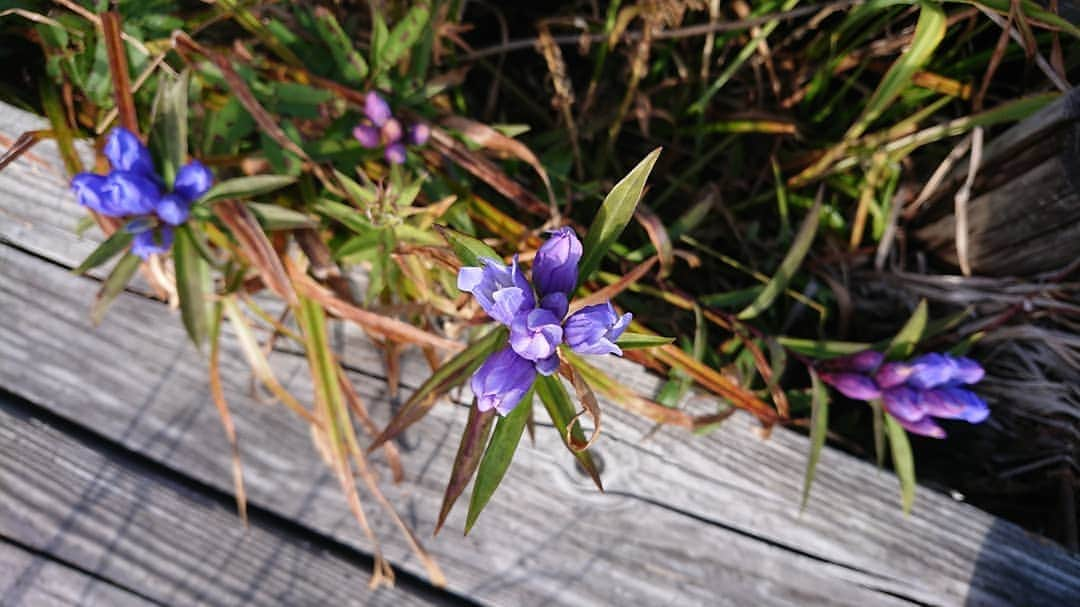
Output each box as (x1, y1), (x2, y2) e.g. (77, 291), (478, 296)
(3, 101), (1079, 605)
(0, 392), (456, 607)
(0, 538), (155, 607)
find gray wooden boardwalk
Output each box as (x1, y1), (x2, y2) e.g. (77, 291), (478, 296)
(1, 102), (1078, 606)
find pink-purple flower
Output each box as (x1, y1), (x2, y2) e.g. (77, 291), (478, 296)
(819, 350), (989, 438)
(352, 92), (430, 165)
(459, 227), (632, 415)
(70, 127), (213, 259)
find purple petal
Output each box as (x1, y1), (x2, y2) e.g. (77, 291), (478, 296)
(471, 347), (536, 416)
(381, 118), (403, 144)
(154, 193), (191, 226)
(823, 350), (884, 374)
(364, 91), (392, 127)
(103, 170), (162, 215)
(353, 124), (380, 148)
(820, 372), (881, 401)
(896, 415), (947, 439)
(907, 353), (953, 389)
(131, 226), (174, 259)
(173, 160), (213, 202)
(71, 173), (110, 215)
(457, 256), (535, 326)
(875, 362), (912, 389)
(490, 287), (527, 326)
(946, 355), (984, 385)
(509, 308), (563, 362)
(535, 353), (560, 376)
(384, 143), (407, 165)
(929, 388), (989, 423)
(408, 123), (430, 146)
(104, 127), (156, 179)
(539, 292), (568, 320)
(533, 227), (582, 299)
(564, 303), (630, 357)
(882, 386), (924, 422)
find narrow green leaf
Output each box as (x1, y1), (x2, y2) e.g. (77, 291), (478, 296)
(614, 332), (675, 350)
(198, 175), (297, 205)
(368, 326), (508, 452)
(535, 375), (603, 491)
(247, 202), (316, 230)
(313, 9), (368, 82)
(91, 253), (140, 325)
(465, 387), (533, 534)
(435, 403), (497, 535)
(151, 70), (189, 186)
(378, 7), (430, 71)
(437, 225), (500, 267)
(578, 148), (662, 286)
(738, 193), (821, 319)
(884, 414), (917, 514)
(72, 229), (133, 275)
(800, 368), (830, 510)
(871, 399), (886, 469)
(174, 226), (212, 348)
(885, 299), (928, 361)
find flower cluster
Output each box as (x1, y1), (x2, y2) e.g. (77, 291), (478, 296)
(70, 127), (213, 259)
(352, 92), (430, 165)
(458, 228), (632, 415)
(820, 351), (989, 438)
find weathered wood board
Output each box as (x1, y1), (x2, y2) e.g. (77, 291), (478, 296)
(2, 102), (1079, 606)
(0, 538), (154, 607)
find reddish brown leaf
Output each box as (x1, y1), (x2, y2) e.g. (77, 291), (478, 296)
(101, 12), (138, 134)
(563, 363), (602, 453)
(634, 207), (674, 278)
(442, 115), (556, 209)
(570, 257), (657, 314)
(435, 404), (496, 535)
(216, 200), (298, 305)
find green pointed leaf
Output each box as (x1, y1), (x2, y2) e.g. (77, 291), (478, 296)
(465, 387), (533, 534)
(91, 252), (140, 325)
(535, 375), (603, 491)
(776, 337), (872, 359)
(368, 326), (507, 452)
(174, 226), (212, 348)
(614, 332), (675, 350)
(72, 229), (133, 275)
(247, 202), (316, 230)
(800, 368), (830, 510)
(738, 193), (821, 320)
(578, 148), (662, 286)
(313, 7), (368, 84)
(150, 69), (189, 186)
(435, 403), (497, 535)
(437, 225), (500, 267)
(198, 175), (297, 205)
(885, 299), (928, 361)
(884, 414), (916, 514)
(377, 7), (430, 71)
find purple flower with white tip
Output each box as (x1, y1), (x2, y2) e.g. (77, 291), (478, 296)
(457, 227), (632, 415)
(70, 127), (214, 259)
(819, 349), (989, 438)
(564, 303), (632, 356)
(352, 91), (429, 165)
(471, 346), (537, 415)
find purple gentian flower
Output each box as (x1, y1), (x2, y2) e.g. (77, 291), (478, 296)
(408, 123), (431, 146)
(352, 92), (428, 165)
(70, 127), (214, 259)
(457, 227), (632, 415)
(471, 346), (537, 415)
(820, 350), (989, 438)
(364, 91), (393, 127)
(457, 256), (535, 326)
(564, 303), (632, 356)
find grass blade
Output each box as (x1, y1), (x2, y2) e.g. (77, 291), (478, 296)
(91, 252), (140, 325)
(738, 191), (821, 319)
(800, 367), (830, 510)
(436, 225), (500, 267)
(884, 414), (917, 514)
(72, 229), (133, 275)
(577, 147), (662, 286)
(535, 374), (603, 490)
(465, 387), (533, 534)
(198, 175), (298, 205)
(208, 301), (247, 523)
(885, 299), (928, 360)
(435, 403), (496, 535)
(615, 332), (675, 349)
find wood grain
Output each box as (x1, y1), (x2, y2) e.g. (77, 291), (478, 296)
(0, 538), (154, 607)
(2, 101), (1079, 606)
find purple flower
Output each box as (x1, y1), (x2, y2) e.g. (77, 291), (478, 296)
(457, 256), (535, 326)
(364, 91), (393, 127)
(471, 346), (536, 415)
(173, 160), (213, 202)
(104, 127), (156, 179)
(71, 173), (111, 215)
(820, 373), (881, 401)
(353, 124), (380, 148)
(533, 227), (582, 300)
(131, 226), (174, 259)
(509, 308), (563, 374)
(408, 123), (430, 146)
(823, 350), (884, 374)
(384, 142), (407, 165)
(155, 194), (190, 226)
(895, 416), (946, 439)
(564, 303), (632, 356)
(103, 171), (162, 215)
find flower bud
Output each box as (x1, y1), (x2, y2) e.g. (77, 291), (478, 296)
(384, 142), (407, 165)
(509, 308), (563, 367)
(819, 372), (881, 401)
(471, 347), (536, 415)
(104, 127), (156, 179)
(882, 386), (923, 422)
(896, 415), (946, 439)
(155, 193), (191, 226)
(533, 227), (582, 299)
(906, 353), (953, 389)
(71, 173), (110, 215)
(457, 256), (535, 326)
(408, 123), (431, 146)
(173, 160), (214, 202)
(364, 91), (392, 127)
(353, 124), (380, 148)
(103, 170), (162, 216)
